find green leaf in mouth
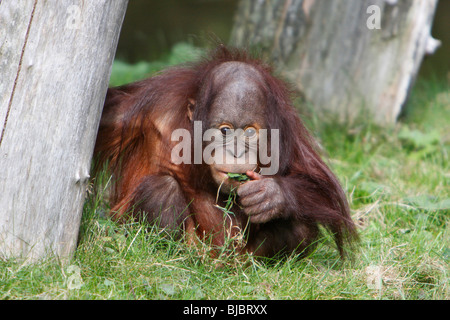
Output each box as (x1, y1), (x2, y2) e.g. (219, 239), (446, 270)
(227, 173), (250, 182)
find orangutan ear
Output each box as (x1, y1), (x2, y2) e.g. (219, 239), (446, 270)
(187, 98), (195, 121)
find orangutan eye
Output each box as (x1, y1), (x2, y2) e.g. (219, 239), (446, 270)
(219, 125), (233, 136)
(244, 127), (257, 137)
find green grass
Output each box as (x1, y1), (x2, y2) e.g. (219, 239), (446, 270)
(1, 45), (448, 300)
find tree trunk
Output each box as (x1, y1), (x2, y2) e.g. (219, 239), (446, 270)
(0, 0), (128, 263)
(231, 0), (440, 125)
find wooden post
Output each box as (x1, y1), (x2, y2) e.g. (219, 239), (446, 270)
(231, 0), (440, 125)
(0, 0), (128, 263)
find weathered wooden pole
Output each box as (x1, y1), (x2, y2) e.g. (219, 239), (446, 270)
(0, 0), (128, 263)
(231, 0), (440, 125)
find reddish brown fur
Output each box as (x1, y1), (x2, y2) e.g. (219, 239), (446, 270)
(94, 46), (358, 257)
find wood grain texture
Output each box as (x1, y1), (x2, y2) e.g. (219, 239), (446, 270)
(231, 0), (439, 124)
(0, 0), (128, 262)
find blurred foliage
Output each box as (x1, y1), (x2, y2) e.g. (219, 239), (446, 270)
(109, 42), (205, 87)
(115, 0), (238, 62)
